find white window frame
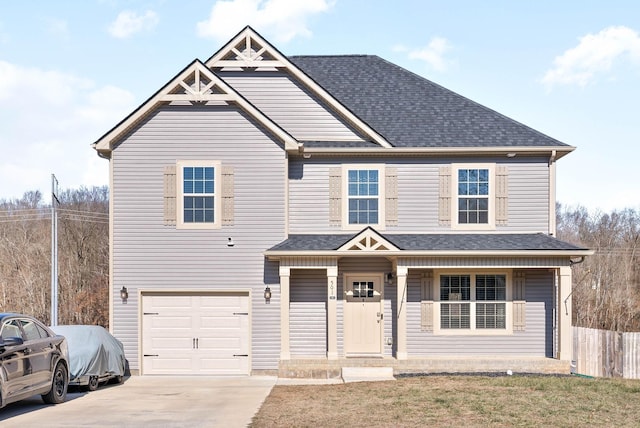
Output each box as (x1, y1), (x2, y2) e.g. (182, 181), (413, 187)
(451, 163), (496, 230)
(177, 160), (221, 230)
(432, 270), (513, 336)
(342, 164), (385, 230)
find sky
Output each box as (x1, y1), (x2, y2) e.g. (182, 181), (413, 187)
(0, 0), (638, 212)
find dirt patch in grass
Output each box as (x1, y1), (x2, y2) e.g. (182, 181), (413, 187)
(250, 375), (640, 427)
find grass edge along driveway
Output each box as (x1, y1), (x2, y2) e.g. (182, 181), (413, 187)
(251, 374), (640, 427)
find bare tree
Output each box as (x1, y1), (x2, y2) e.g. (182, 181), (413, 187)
(557, 204), (640, 332)
(0, 187), (109, 327)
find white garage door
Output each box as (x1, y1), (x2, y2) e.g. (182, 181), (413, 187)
(141, 293), (250, 375)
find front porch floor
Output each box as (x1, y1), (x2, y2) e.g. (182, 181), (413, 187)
(278, 356), (570, 379)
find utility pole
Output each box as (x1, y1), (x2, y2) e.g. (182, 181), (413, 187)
(51, 174), (60, 326)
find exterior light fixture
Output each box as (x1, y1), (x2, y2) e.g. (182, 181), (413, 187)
(120, 286), (129, 301)
(386, 272), (395, 283)
(227, 237), (235, 247)
(264, 286), (272, 303)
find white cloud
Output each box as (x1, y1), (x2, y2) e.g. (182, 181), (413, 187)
(108, 10), (159, 39)
(196, 0), (334, 43)
(0, 61), (135, 202)
(542, 26), (640, 88)
(401, 37), (453, 72)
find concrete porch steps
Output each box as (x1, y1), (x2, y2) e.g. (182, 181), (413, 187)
(341, 366), (395, 383)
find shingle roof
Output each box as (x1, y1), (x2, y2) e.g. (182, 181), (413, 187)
(268, 233), (586, 252)
(289, 55), (569, 149)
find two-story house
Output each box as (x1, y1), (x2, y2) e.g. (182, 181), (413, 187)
(93, 26), (591, 377)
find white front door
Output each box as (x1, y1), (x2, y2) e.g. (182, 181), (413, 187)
(343, 275), (383, 355)
(141, 292), (250, 375)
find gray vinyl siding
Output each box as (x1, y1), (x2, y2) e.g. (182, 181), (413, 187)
(111, 104), (286, 372)
(289, 157), (550, 233)
(220, 71), (365, 142)
(406, 269), (553, 357)
(290, 269), (327, 357)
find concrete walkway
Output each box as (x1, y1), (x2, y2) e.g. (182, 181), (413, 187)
(0, 376), (277, 428)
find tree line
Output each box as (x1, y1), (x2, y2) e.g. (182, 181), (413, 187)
(0, 187), (109, 326)
(0, 189), (638, 331)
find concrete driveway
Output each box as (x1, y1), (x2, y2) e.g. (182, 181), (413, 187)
(0, 376), (277, 428)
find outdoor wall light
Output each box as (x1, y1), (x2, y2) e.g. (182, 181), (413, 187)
(386, 272), (395, 283)
(120, 286), (129, 301)
(227, 237), (235, 247)
(264, 286), (272, 303)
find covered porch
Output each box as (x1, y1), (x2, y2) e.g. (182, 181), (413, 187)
(265, 228), (591, 376)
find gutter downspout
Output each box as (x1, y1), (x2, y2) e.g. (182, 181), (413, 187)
(549, 150), (557, 236)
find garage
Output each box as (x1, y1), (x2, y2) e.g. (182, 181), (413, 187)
(141, 292), (250, 375)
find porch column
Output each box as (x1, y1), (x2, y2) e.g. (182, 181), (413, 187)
(327, 266), (338, 360)
(279, 266), (290, 360)
(557, 266), (572, 361)
(396, 266), (408, 360)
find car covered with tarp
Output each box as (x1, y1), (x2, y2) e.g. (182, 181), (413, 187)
(50, 325), (125, 391)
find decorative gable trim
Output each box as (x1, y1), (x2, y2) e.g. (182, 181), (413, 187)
(93, 60), (298, 154)
(337, 227), (400, 252)
(205, 26), (392, 149)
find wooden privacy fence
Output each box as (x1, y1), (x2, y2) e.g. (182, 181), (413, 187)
(572, 326), (640, 379)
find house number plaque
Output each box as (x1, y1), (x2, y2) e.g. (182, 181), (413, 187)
(329, 281), (336, 300)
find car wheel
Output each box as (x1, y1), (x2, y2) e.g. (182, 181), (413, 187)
(42, 362), (68, 404)
(87, 376), (99, 391)
(110, 375), (124, 385)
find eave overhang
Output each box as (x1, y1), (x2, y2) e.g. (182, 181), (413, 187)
(296, 145), (575, 159)
(264, 248), (594, 260)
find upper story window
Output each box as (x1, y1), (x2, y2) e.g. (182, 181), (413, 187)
(458, 168), (489, 224)
(342, 165), (385, 229)
(177, 161), (221, 229)
(452, 163), (496, 230)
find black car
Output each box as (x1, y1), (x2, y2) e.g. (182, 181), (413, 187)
(0, 313), (69, 408)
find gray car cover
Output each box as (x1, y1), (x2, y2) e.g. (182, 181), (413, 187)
(51, 325), (125, 380)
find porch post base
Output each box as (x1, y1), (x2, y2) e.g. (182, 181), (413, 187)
(396, 351), (408, 360)
(327, 351), (338, 360)
(280, 352), (291, 360)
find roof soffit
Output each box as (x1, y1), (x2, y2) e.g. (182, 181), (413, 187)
(93, 59), (297, 152)
(205, 26), (392, 149)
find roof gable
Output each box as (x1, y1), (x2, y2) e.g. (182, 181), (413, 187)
(205, 26), (392, 149)
(93, 59), (298, 154)
(337, 227), (400, 252)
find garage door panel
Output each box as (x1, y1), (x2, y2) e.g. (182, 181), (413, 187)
(200, 316), (245, 329)
(149, 316), (192, 329)
(142, 293), (250, 375)
(200, 295), (248, 310)
(151, 337), (193, 351)
(199, 357), (247, 374)
(145, 357), (194, 372)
